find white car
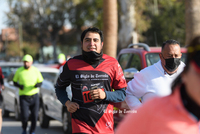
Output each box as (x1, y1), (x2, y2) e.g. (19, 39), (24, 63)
(36, 66), (72, 134)
(0, 62), (23, 79)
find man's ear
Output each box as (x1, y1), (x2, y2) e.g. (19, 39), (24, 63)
(81, 42), (83, 49)
(101, 42), (104, 47)
(159, 53), (162, 59)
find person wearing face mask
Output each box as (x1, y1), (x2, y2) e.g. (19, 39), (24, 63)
(125, 39), (185, 110)
(57, 53), (67, 69)
(115, 36), (200, 134)
(13, 54), (43, 134)
(55, 27), (127, 134)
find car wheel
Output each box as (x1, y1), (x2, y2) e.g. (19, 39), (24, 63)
(39, 104), (50, 128)
(62, 109), (72, 134)
(2, 102), (9, 117)
(14, 102), (21, 121)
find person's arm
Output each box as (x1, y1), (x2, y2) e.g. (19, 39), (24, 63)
(0, 67), (4, 85)
(125, 89), (142, 110)
(34, 82), (42, 88)
(0, 78), (4, 90)
(35, 68), (43, 88)
(104, 88), (126, 102)
(13, 81), (24, 90)
(55, 84), (70, 105)
(55, 61), (79, 113)
(125, 72), (147, 110)
(55, 62), (71, 104)
(55, 84), (79, 113)
(13, 68), (24, 89)
(90, 88), (126, 102)
(0, 78), (4, 85)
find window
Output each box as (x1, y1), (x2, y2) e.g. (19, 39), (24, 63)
(145, 53), (160, 66)
(118, 53), (141, 71)
(41, 72), (57, 83)
(1, 66), (19, 78)
(118, 54), (131, 70)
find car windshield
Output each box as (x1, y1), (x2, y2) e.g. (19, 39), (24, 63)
(145, 53), (160, 66)
(118, 53), (142, 71)
(145, 53), (187, 66)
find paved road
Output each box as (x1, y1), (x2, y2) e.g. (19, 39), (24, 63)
(2, 113), (64, 134)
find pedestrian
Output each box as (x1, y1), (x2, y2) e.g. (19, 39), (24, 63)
(0, 67), (4, 134)
(125, 39), (185, 110)
(66, 55), (71, 61)
(55, 27), (127, 134)
(13, 54), (43, 134)
(57, 53), (66, 70)
(115, 36), (200, 134)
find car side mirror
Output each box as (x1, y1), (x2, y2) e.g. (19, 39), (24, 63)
(124, 68), (139, 79)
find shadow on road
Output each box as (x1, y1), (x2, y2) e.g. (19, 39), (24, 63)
(2, 114), (64, 134)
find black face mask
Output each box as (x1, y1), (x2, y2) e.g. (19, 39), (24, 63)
(82, 50), (103, 65)
(163, 55), (181, 72)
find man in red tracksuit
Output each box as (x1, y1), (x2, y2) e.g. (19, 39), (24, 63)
(55, 27), (127, 134)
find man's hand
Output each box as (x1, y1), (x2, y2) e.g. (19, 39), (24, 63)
(90, 88), (106, 100)
(13, 81), (24, 90)
(1, 85), (4, 90)
(65, 100), (79, 113)
(19, 85), (24, 90)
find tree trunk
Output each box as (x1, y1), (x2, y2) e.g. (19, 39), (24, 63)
(118, 0), (138, 51)
(103, 0), (118, 58)
(185, 0), (200, 45)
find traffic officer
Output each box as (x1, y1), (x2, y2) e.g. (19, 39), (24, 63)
(13, 54), (43, 134)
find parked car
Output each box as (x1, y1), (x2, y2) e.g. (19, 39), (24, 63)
(0, 61), (23, 118)
(113, 43), (187, 127)
(1, 65), (72, 134)
(38, 66), (72, 134)
(0, 62), (23, 79)
(1, 65), (60, 119)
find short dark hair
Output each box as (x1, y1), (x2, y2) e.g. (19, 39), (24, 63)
(81, 27), (103, 42)
(162, 39), (180, 51)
